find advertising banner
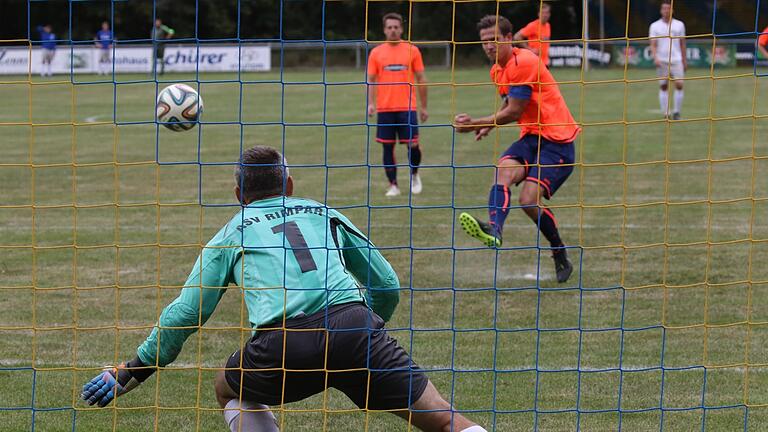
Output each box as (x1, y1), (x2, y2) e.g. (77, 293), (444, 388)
(734, 42), (768, 66)
(548, 44), (612, 67)
(0, 48), (31, 74)
(157, 45), (271, 73)
(0, 44), (271, 74)
(612, 43), (735, 68)
(0, 47), (95, 74)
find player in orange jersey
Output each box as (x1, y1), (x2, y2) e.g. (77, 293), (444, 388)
(455, 15), (580, 283)
(514, 2), (552, 67)
(368, 12), (428, 197)
(758, 24), (768, 60)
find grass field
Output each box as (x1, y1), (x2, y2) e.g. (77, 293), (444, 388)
(1, 65), (767, 432)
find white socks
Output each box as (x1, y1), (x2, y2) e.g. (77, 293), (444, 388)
(41, 62), (52, 77)
(223, 399), (279, 432)
(659, 89), (669, 116)
(660, 89), (684, 116)
(461, 426), (488, 432)
(673, 89), (684, 115)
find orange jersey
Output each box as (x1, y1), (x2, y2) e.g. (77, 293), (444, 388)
(759, 25), (768, 47)
(367, 42), (425, 112)
(490, 48), (580, 143)
(520, 20), (551, 65)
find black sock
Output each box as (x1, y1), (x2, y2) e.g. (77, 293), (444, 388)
(382, 144), (397, 185)
(536, 208), (564, 252)
(488, 184), (511, 235)
(408, 144), (421, 175)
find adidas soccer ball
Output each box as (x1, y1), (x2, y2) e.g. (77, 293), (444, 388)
(156, 83), (203, 131)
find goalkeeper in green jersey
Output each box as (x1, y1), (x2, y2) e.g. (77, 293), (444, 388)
(151, 18), (174, 75)
(81, 146), (486, 432)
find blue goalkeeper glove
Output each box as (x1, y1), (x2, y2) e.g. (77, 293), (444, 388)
(81, 357), (154, 407)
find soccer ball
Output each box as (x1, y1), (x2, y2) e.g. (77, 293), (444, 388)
(156, 83), (203, 131)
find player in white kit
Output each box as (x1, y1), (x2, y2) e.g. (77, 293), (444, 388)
(649, 0), (686, 120)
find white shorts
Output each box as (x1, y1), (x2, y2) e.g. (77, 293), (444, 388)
(42, 49), (55, 63)
(99, 50), (110, 63)
(657, 61), (684, 84)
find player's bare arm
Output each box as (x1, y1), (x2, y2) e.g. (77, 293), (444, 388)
(454, 97), (529, 140)
(367, 73), (377, 117)
(650, 38), (660, 66)
(680, 37), (687, 70)
(415, 70), (428, 122)
(513, 30), (531, 51)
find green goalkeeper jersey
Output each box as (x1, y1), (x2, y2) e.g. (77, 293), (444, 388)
(136, 196), (400, 367)
(151, 24), (175, 42)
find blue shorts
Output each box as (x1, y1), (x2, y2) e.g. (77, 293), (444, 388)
(376, 111), (419, 145)
(499, 134), (575, 199)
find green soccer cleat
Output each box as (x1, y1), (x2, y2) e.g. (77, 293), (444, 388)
(459, 212), (502, 248)
(553, 249), (573, 283)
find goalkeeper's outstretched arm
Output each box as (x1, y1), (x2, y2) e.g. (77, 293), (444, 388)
(82, 244), (234, 407)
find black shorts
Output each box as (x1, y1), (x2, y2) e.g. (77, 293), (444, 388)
(376, 111), (419, 144)
(499, 134), (575, 199)
(153, 44), (165, 59)
(224, 302), (428, 410)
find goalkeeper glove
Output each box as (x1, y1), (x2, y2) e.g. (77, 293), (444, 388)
(81, 357), (154, 407)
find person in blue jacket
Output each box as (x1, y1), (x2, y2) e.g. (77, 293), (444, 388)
(36, 24), (56, 77)
(94, 21), (113, 76)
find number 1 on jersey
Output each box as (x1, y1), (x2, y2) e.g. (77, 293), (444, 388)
(271, 221), (318, 273)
